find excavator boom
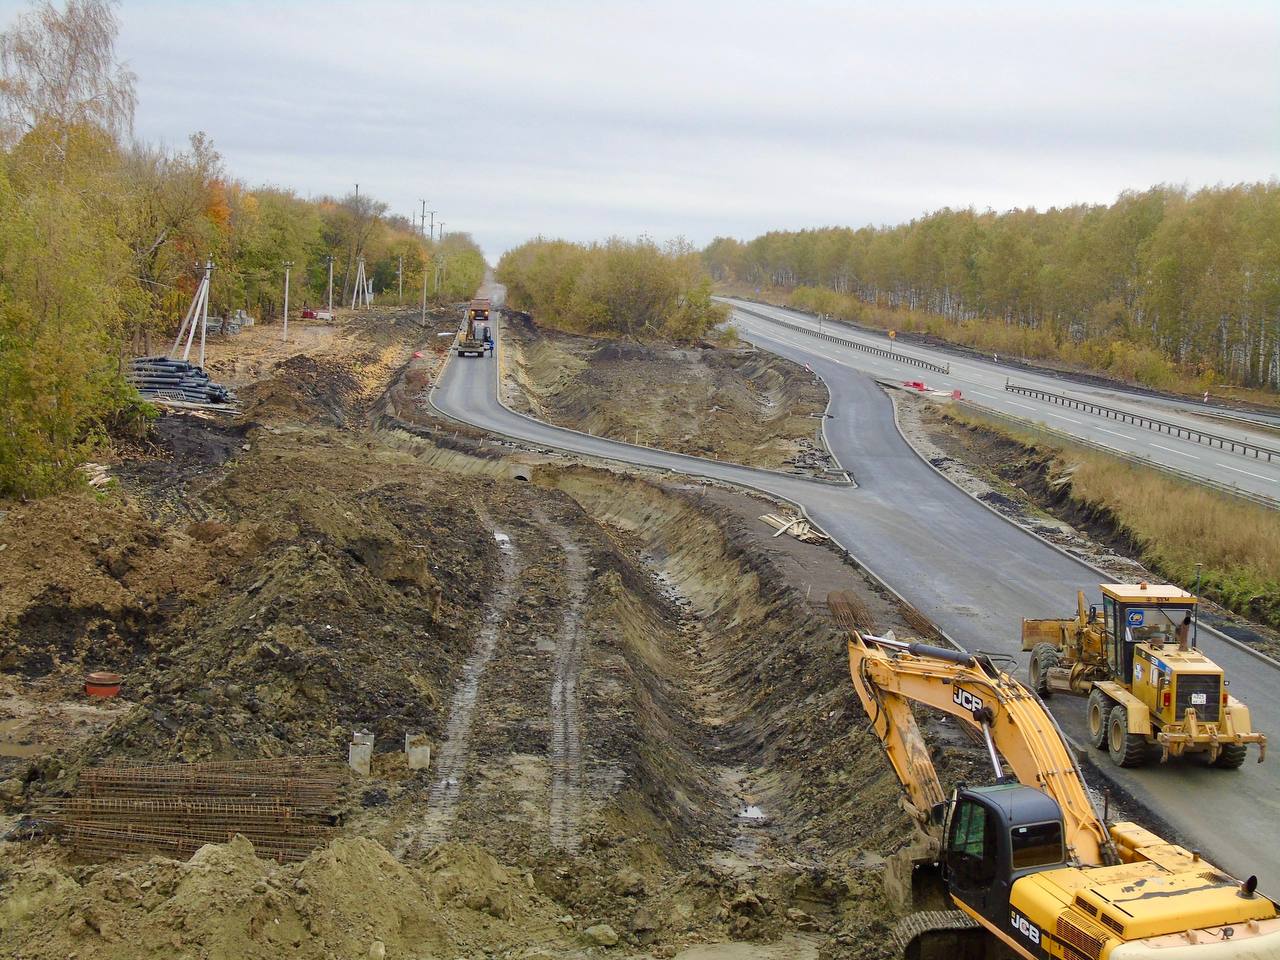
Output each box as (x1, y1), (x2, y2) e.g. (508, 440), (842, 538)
(840, 604), (1111, 866)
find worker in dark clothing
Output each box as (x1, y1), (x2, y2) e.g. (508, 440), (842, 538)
(1176, 613), (1193, 651)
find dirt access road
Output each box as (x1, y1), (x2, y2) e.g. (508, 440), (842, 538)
(0, 303), (1000, 959)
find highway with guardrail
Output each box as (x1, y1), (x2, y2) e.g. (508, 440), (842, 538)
(720, 297), (1280, 506)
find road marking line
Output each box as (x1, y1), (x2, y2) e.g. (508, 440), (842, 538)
(1047, 412), (1082, 425)
(1149, 442), (1199, 460)
(1216, 462), (1277, 482)
(1007, 400), (1036, 410)
(1098, 427), (1130, 438)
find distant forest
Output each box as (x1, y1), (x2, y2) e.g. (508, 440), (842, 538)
(705, 185), (1280, 392)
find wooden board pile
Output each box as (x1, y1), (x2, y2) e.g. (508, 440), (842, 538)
(46, 756), (344, 863)
(759, 513), (829, 543)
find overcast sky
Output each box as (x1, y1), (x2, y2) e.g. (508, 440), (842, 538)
(5, 0), (1279, 261)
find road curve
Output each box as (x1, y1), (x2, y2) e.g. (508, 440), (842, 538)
(721, 297), (1280, 503)
(428, 286), (1280, 892)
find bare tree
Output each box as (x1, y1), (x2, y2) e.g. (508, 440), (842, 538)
(0, 0), (136, 147)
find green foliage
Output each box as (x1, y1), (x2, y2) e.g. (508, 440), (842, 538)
(708, 185), (1280, 393)
(0, 123), (135, 498)
(498, 237), (726, 341)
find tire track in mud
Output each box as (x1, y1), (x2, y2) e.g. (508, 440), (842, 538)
(417, 510), (521, 847)
(544, 516), (588, 853)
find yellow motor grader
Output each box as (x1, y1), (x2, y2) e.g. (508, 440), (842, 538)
(1023, 582), (1265, 769)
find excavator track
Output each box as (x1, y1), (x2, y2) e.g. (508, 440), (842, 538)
(891, 910), (983, 960)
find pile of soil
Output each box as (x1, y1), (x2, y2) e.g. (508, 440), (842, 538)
(501, 312), (835, 475)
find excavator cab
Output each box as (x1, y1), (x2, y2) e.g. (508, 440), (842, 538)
(942, 784), (1066, 935)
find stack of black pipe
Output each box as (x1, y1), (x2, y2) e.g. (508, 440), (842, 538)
(127, 356), (235, 405)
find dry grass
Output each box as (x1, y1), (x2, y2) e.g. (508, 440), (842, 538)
(949, 407), (1280, 628)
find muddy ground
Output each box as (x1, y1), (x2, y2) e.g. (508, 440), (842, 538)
(0, 307), (995, 959)
(894, 391), (1280, 659)
(499, 312), (837, 477)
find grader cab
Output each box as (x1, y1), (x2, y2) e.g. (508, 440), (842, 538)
(1023, 582), (1265, 769)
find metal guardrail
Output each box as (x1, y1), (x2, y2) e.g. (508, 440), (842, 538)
(1004, 383), (1280, 463)
(959, 401), (1280, 510)
(732, 304), (950, 375)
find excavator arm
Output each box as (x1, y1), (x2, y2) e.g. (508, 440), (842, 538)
(833, 592), (1113, 867)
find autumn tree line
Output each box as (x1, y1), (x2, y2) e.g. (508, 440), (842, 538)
(0, 0), (484, 499)
(705, 185), (1280, 394)
(497, 237), (726, 340)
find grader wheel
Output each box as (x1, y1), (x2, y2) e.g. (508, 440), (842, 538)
(1108, 705), (1148, 768)
(1086, 688), (1111, 750)
(1029, 643), (1060, 698)
(1213, 744), (1249, 770)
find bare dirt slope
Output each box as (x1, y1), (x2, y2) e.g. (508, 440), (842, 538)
(0, 306), (984, 959)
(500, 312), (836, 476)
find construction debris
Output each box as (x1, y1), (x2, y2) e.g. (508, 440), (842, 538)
(127, 356), (237, 407)
(44, 757), (344, 864)
(759, 512), (829, 542)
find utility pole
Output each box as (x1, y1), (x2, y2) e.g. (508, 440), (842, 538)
(397, 254), (403, 304)
(282, 261), (293, 342)
(438, 221), (445, 243)
(326, 255), (335, 314)
(428, 210), (436, 242)
(420, 258), (429, 324)
(197, 259), (213, 368)
(420, 199), (428, 238)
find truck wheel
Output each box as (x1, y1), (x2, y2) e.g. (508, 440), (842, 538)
(1029, 643), (1060, 698)
(1107, 705), (1147, 768)
(1213, 744), (1248, 770)
(1087, 688), (1110, 749)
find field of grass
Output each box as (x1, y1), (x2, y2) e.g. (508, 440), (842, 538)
(947, 406), (1280, 630)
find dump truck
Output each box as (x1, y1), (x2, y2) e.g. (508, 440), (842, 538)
(830, 591), (1280, 960)
(456, 298), (491, 357)
(1023, 582), (1265, 769)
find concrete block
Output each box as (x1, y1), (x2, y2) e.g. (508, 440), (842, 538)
(405, 732), (431, 770)
(348, 730), (374, 776)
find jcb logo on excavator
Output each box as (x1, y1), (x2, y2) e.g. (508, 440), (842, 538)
(1011, 909), (1042, 945)
(952, 688), (985, 713)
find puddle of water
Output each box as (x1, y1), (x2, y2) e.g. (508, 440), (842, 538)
(0, 718), (43, 758)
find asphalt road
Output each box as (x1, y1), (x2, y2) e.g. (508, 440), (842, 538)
(430, 285), (1280, 892)
(720, 297), (1280, 503)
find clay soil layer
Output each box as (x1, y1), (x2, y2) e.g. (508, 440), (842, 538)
(500, 311), (837, 476)
(0, 306), (986, 960)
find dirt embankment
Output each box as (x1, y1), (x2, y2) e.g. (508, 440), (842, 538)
(0, 305), (974, 959)
(500, 311), (836, 475)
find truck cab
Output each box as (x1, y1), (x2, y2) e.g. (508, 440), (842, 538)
(1098, 582), (1197, 685)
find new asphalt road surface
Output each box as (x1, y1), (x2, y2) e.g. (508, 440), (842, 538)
(721, 297), (1280, 504)
(430, 284), (1280, 892)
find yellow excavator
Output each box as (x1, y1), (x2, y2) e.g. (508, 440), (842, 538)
(831, 592), (1280, 960)
(1023, 583), (1265, 769)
